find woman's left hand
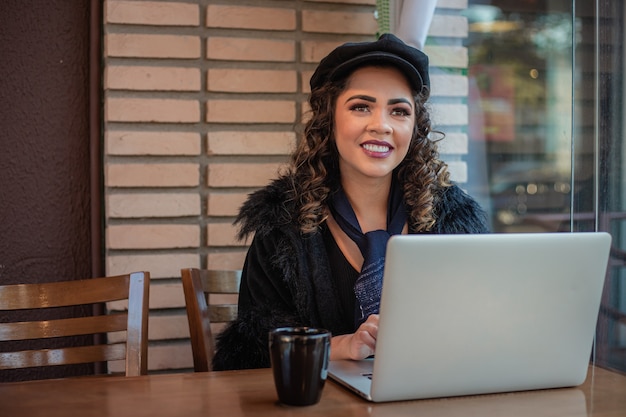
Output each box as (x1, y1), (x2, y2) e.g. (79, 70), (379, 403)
(330, 314), (379, 360)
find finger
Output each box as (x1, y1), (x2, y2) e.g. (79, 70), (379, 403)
(368, 314), (379, 325)
(357, 329), (376, 350)
(360, 315), (379, 338)
(354, 335), (375, 358)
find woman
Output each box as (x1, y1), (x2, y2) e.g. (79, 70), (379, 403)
(212, 34), (489, 370)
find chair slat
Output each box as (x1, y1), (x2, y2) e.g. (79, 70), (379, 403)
(0, 275), (131, 310)
(0, 313), (128, 341)
(198, 270), (241, 294)
(0, 344), (127, 370)
(208, 305), (238, 323)
(0, 272), (150, 378)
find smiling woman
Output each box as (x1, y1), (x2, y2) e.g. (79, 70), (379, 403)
(210, 33), (490, 371)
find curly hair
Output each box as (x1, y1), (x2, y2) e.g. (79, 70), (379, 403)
(287, 66), (450, 234)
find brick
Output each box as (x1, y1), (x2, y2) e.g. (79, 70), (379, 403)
(107, 300), (130, 313)
(206, 100), (295, 124)
(148, 314), (190, 341)
(429, 15), (468, 38)
(107, 224), (200, 249)
(207, 69), (296, 93)
(107, 193), (200, 218)
(431, 103), (468, 127)
(207, 37), (294, 62)
(106, 131), (201, 156)
(207, 223), (242, 247)
(148, 343), (193, 371)
(207, 251), (247, 270)
(424, 46), (468, 69)
(106, 98), (200, 123)
(106, 329), (127, 344)
(305, 0), (375, 4)
(105, 66), (200, 91)
(106, 163), (199, 187)
(105, 1), (199, 26)
(206, 5), (295, 30)
(207, 192), (248, 216)
(150, 281), (185, 309)
(437, 133), (468, 155)
(106, 253), (200, 279)
(207, 131), (295, 155)
(207, 162), (283, 188)
(106, 34), (200, 59)
(446, 161), (467, 183)
(430, 74), (468, 97)
(214, 292), (235, 307)
(301, 69), (314, 93)
(437, 0), (468, 8)
(107, 359), (125, 374)
(302, 10), (377, 35)
(301, 40), (344, 64)
(301, 99), (312, 120)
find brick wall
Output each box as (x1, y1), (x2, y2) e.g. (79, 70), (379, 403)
(102, 0), (469, 373)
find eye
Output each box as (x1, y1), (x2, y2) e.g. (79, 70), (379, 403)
(391, 107), (411, 117)
(349, 103), (370, 112)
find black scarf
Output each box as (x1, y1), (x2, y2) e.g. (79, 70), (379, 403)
(328, 179), (407, 325)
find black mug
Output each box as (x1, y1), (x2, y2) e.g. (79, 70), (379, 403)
(269, 327), (331, 406)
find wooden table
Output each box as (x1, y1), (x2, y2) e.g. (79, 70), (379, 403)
(1, 365), (625, 416)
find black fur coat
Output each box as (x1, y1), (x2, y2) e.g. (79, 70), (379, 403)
(212, 176), (489, 370)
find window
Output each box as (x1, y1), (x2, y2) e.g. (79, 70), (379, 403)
(464, 0), (626, 373)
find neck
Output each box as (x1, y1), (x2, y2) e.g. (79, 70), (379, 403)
(340, 175), (392, 233)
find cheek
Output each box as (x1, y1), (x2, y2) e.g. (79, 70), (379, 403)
(334, 114), (361, 143)
(397, 124), (414, 148)
(394, 126), (414, 161)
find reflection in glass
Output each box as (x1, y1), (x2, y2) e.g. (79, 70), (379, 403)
(463, 0), (626, 373)
(464, 1), (574, 233)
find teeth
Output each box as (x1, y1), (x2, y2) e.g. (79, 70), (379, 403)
(362, 143), (390, 153)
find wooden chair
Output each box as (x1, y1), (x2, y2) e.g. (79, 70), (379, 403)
(0, 271), (150, 377)
(181, 268), (241, 372)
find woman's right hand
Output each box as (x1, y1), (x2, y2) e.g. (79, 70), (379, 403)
(330, 314), (379, 360)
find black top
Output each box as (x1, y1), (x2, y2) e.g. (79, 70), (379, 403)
(212, 176), (490, 370)
(321, 223), (358, 330)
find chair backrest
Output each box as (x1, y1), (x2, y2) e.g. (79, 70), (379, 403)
(0, 272), (150, 377)
(181, 268), (241, 372)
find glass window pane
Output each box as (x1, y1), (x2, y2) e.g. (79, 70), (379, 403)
(464, 0), (626, 373)
(465, 1), (574, 233)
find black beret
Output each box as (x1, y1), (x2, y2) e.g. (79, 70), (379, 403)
(309, 33), (430, 93)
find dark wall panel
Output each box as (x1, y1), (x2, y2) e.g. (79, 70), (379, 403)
(0, 1), (95, 381)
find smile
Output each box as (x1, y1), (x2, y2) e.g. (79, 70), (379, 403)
(362, 143), (391, 153)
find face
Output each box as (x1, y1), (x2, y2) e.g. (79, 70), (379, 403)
(333, 66), (415, 183)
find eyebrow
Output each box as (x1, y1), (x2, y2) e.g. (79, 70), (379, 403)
(345, 95), (413, 108)
(388, 98), (413, 107)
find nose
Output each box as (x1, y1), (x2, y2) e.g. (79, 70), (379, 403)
(367, 109), (392, 135)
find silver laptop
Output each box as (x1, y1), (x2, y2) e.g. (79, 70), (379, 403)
(328, 232), (612, 402)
